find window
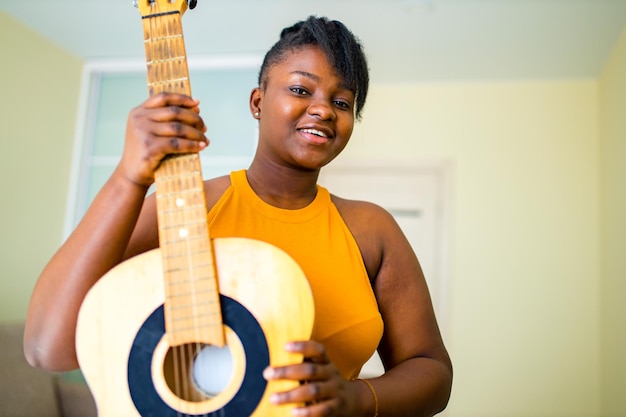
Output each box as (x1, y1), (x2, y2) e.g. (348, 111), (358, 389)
(65, 58), (261, 236)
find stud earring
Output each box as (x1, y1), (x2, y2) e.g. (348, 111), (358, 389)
(254, 111), (260, 118)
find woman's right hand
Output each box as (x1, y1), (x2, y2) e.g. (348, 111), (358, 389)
(120, 92), (209, 187)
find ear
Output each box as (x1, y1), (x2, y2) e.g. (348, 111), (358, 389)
(249, 87), (262, 119)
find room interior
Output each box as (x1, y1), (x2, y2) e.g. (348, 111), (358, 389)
(0, 0), (625, 416)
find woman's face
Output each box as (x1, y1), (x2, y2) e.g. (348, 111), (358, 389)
(251, 46), (356, 171)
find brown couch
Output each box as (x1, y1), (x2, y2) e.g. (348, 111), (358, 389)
(0, 322), (96, 417)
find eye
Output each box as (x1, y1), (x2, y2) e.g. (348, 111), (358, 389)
(290, 86), (310, 96)
(333, 100), (352, 110)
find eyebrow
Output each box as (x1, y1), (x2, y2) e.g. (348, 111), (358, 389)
(290, 70), (320, 82)
(290, 70), (353, 94)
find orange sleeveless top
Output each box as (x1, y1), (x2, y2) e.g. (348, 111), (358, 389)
(206, 170), (383, 379)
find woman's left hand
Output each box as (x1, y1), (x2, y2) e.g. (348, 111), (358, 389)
(263, 341), (361, 416)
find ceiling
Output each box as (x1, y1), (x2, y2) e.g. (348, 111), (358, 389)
(1, 0), (626, 83)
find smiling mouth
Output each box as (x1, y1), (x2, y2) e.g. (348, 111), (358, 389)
(300, 128), (329, 138)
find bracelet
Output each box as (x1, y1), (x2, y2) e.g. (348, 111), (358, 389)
(357, 378), (379, 417)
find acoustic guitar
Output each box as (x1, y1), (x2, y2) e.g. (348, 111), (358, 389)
(75, 1), (315, 415)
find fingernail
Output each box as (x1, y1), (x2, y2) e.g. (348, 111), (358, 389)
(270, 393), (281, 404)
(291, 407), (307, 416)
(263, 367), (275, 380)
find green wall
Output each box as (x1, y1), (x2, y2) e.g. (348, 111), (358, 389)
(351, 80), (602, 416)
(0, 12), (82, 321)
(599, 27), (626, 417)
(1, 9), (624, 416)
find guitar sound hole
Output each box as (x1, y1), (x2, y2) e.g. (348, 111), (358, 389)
(163, 343), (234, 401)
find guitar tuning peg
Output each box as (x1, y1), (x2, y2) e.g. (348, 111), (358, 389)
(133, 0), (158, 8)
(132, 0), (196, 10)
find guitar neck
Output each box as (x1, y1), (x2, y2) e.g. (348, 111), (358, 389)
(143, 10), (192, 97)
(142, 9), (224, 348)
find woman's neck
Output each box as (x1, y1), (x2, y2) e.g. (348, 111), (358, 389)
(246, 161), (320, 210)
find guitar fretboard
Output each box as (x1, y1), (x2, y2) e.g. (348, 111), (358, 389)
(143, 10), (191, 96)
(143, 8), (224, 347)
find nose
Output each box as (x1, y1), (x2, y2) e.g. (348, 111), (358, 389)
(307, 99), (336, 121)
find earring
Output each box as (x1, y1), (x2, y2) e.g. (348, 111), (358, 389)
(254, 111), (260, 118)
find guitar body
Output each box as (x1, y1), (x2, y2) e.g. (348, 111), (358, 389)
(76, 237), (314, 417)
(76, 3), (314, 415)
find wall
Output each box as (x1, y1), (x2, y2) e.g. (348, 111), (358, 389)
(0, 13), (83, 321)
(599, 27), (626, 417)
(0, 10), (618, 417)
(343, 80), (602, 416)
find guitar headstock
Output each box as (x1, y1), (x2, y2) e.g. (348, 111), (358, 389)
(136, 0), (197, 18)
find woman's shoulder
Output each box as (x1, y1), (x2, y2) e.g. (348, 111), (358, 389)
(330, 194), (398, 281)
(203, 174), (232, 209)
(330, 194), (394, 226)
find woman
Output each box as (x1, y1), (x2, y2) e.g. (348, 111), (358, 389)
(25, 16), (452, 416)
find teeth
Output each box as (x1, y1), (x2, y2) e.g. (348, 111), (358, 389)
(301, 128), (328, 138)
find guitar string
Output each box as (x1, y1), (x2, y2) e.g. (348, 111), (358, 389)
(171, 10), (202, 415)
(153, 7), (222, 416)
(167, 12), (192, 415)
(152, 9), (186, 416)
(175, 12), (198, 413)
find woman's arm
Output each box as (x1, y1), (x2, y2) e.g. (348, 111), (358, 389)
(24, 170), (152, 371)
(23, 93), (208, 371)
(356, 202), (453, 416)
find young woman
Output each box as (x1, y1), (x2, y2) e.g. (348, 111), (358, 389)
(25, 16), (452, 416)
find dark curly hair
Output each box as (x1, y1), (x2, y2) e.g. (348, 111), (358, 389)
(258, 16), (369, 120)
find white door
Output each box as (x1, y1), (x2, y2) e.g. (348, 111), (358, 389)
(318, 161), (451, 377)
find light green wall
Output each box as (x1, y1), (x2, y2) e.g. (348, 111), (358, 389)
(599, 27), (626, 417)
(345, 80), (602, 416)
(0, 12), (82, 321)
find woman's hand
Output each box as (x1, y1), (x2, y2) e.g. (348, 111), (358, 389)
(119, 92), (209, 187)
(263, 341), (365, 416)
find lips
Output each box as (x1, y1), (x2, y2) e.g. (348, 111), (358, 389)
(297, 125), (334, 140)
(300, 128), (328, 138)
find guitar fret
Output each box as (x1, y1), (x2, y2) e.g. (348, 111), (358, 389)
(163, 258), (212, 265)
(167, 311), (221, 322)
(163, 267), (215, 277)
(156, 169), (202, 180)
(144, 34), (183, 43)
(159, 233), (209, 246)
(157, 187), (204, 193)
(162, 248), (212, 257)
(166, 288), (218, 298)
(148, 77), (189, 88)
(159, 217), (208, 228)
(159, 187), (201, 196)
(166, 323), (222, 334)
(167, 300), (219, 310)
(160, 228), (208, 235)
(161, 153), (197, 162)
(156, 192), (204, 202)
(157, 196), (204, 213)
(156, 187), (203, 195)
(157, 172), (204, 185)
(159, 228), (206, 238)
(163, 271), (214, 279)
(147, 56), (187, 65)
(163, 257), (213, 267)
(157, 203), (204, 214)
(165, 296), (219, 306)
(164, 265), (213, 273)
(158, 206), (205, 217)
